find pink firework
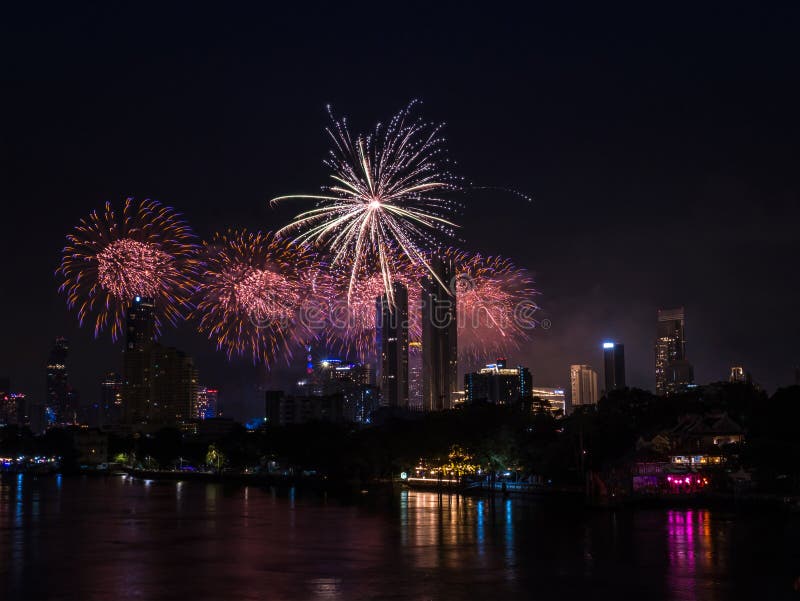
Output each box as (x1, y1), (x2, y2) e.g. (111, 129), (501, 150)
(323, 251), (424, 361)
(445, 249), (539, 366)
(58, 198), (200, 340)
(194, 230), (327, 366)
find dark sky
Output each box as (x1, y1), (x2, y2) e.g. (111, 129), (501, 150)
(2, 3), (799, 420)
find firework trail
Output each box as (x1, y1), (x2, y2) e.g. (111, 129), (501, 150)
(58, 198), (200, 340)
(193, 229), (327, 366)
(271, 101), (460, 306)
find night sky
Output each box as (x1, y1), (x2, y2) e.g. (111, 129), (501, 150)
(2, 4), (799, 420)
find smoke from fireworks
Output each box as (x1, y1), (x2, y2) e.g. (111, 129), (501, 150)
(193, 230), (326, 366)
(58, 198), (200, 340)
(271, 100), (460, 306)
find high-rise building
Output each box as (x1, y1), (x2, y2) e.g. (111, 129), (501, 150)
(408, 341), (423, 410)
(730, 366), (746, 383)
(570, 364), (599, 411)
(378, 282), (409, 408)
(531, 387), (566, 416)
(422, 256), (458, 411)
(150, 346), (198, 424)
(664, 359), (695, 395)
(655, 307), (687, 395)
(602, 342), (626, 394)
(464, 359), (532, 405)
(96, 372), (124, 426)
(123, 296), (155, 423)
(194, 387), (219, 420)
(46, 337), (72, 425)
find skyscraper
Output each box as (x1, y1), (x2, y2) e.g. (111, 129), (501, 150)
(377, 282), (409, 408)
(408, 341), (423, 410)
(150, 346), (198, 423)
(99, 372), (124, 425)
(123, 296), (155, 423)
(422, 256), (458, 411)
(464, 359), (532, 405)
(602, 342), (626, 394)
(46, 337), (72, 425)
(655, 307), (687, 395)
(570, 364), (599, 410)
(194, 386), (219, 420)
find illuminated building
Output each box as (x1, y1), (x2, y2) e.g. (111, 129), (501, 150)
(46, 337), (72, 425)
(194, 387), (219, 420)
(422, 255), (458, 411)
(408, 341), (423, 410)
(295, 359), (378, 422)
(378, 282), (409, 408)
(531, 387), (566, 416)
(569, 364), (599, 411)
(602, 342), (625, 394)
(101, 372), (123, 423)
(665, 359), (695, 395)
(655, 307), (687, 395)
(0, 391), (26, 427)
(123, 296), (155, 424)
(464, 358), (532, 405)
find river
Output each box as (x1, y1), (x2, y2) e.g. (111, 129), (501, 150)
(1, 474), (798, 600)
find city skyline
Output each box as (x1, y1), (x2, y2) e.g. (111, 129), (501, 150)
(3, 4), (799, 420)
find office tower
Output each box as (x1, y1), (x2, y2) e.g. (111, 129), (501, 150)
(422, 256), (458, 411)
(655, 307), (686, 395)
(570, 364), (599, 410)
(123, 296), (155, 423)
(46, 337), (72, 425)
(531, 387), (566, 416)
(464, 359), (532, 405)
(664, 360), (695, 395)
(99, 372), (124, 426)
(194, 386), (219, 420)
(730, 366), (746, 383)
(408, 341), (423, 410)
(602, 342), (626, 393)
(150, 346), (198, 423)
(378, 282), (409, 408)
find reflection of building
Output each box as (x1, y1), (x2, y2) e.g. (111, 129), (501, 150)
(422, 256), (458, 411)
(378, 282), (409, 408)
(655, 308), (686, 395)
(46, 337), (72, 425)
(194, 387), (219, 420)
(531, 387), (565, 416)
(464, 359), (532, 405)
(602, 342), (625, 394)
(569, 364), (599, 411)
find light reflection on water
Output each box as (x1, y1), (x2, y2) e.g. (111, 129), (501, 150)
(0, 475), (796, 600)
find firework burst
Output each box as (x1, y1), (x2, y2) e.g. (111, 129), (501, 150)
(58, 198), (200, 340)
(271, 100), (460, 306)
(193, 230), (326, 366)
(323, 250), (424, 361)
(444, 249), (539, 365)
